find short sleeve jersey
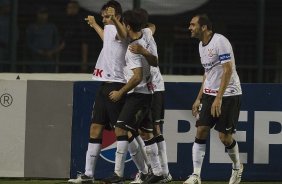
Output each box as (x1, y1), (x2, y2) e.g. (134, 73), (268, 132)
(92, 25), (127, 83)
(199, 33), (242, 96)
(124, 29), (157, 94)
(151, 66), (165, 92)
(141, 28), (165, 92)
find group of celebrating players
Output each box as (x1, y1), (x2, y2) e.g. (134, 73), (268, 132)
(68, 1), (244, 184)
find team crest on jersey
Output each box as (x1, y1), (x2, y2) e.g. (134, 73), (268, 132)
(208, 48), (216, 57)
(100, 130), (132, 163)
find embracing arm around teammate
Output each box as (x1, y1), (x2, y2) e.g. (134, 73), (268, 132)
(129, 42), (158, 67)
(109, 67), (142, 102)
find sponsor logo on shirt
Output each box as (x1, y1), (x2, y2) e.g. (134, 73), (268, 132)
(204, 88), (218, 94)
(93, 68), (103, 77)
(202, 60), (221, 70)
(219, 53), (231, 61)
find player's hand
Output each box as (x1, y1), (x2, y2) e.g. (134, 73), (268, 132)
(192, 99), (201, 117)
(211, 96), (222, 117)
(106, 7), (115, 20)
(85, 15), (96, 27)
(109, 90), (122, 102)
(129, 44), (146, 55)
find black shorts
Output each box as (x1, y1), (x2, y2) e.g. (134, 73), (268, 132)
(91, 82), (126, 130)
(115, 93), (153, 133)
(135, 91), (165, 133)
(151, 91), (165, 125)
(196, 94), (241, 134)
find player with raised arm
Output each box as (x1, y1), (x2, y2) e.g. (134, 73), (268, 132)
(127, 9), (172, 184)
(184, 14), (243, 184)
(102, 10), (163, 184)
(68, 1), (127, 183)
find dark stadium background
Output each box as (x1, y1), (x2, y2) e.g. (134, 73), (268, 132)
(1, 0), (282, 83)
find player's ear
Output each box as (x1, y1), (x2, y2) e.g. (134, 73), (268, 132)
(201, 25), (207, 31)
(126, 24), (131, 31)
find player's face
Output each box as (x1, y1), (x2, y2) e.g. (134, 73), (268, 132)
(189, 16), (202, 38)
(101, 10), (113, 25)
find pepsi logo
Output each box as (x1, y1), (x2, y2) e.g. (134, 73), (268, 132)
(100, 130), (132, 163)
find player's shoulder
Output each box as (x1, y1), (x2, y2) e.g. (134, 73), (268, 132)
(142, 29), (154, 42)
(142, 28), (152, 36)
(131, 35), (147, 48)
(214, 33), (230, 44)
(130, 38), (143, 46)
(104, 25), (117, 35)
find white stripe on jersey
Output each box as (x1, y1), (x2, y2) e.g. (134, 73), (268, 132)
(199, 33), (242, 96)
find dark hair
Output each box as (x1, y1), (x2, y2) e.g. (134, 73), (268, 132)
(134, 8), (148, 29)
(101, 0), (122, 16)
(123, 10), (143, 32)
(195, 14), (213, 31)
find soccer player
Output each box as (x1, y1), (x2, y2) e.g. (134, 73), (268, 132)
(184, 14), (243, 184)
(102, 10), (163, 184)
(129, 49), (172, 184)
(128, 9), (172, 184)
(148, 65), (172, 183)
(68, 1), (127, 183)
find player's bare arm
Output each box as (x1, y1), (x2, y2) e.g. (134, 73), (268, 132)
(106, 7), (127, 40)
(211, 61), (232, 117)
(85, 15), (104, 41)
(147, 22), (156, 35)
(192, 74), (205, 117)
(129, 44), (158, 67)
(109, 67), (143, 102)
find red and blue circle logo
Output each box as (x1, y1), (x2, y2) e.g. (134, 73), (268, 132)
(100, 130), (132, 163)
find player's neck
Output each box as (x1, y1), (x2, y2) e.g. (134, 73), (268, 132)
(202, 31), (213, 45)
(129, 31), (142, 41)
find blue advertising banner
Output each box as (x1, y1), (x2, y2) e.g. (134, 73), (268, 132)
(71, 82), (282, 181)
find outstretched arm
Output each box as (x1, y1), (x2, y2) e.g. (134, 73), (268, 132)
(85, 15), (104, 41)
